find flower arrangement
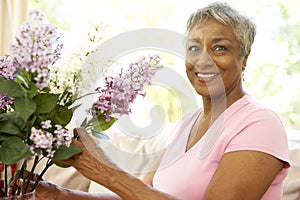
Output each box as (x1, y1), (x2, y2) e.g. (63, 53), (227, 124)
(0, 10), (163, 198)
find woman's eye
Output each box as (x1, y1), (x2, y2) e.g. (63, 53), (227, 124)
(214, 46), (227, 51)
(187, 46), (199, 51)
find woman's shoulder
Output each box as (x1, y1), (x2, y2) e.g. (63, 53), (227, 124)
(223, 95), (290, 167)
(229, 94), (282, 122)
(223, 94), (287, 139)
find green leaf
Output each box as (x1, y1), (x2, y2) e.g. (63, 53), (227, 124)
(14, 98), (36, 121)
(47, 105), (73, 126)
(35, 93), (60, 114)
(0, 112), (26, 137)
(92, 131), (110, 139)
(27, 82), (38, 98)
(0, 76), (24, 98)
(80, 117), (88, 127)
(52, 160), (71, 168)
(16, 74), (29, 89)
(92, 115), (117, 132)
(0, 135), (7, 141)
(53, 144), (82, 160)
(0, 136), (33, 165)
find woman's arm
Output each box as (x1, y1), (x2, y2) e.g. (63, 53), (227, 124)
(34, 172), (176, 200)
(34, 180), (121, 200)
(142, 171), (156, 186)
(203, 150), (285, 200)
(60, 128), (179, 200)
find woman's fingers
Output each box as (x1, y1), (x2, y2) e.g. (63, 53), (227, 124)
(71, 128), (108, 164)
(61, 128), (118, 173)
(8, 170), (42, 196)
(8, 178), (35, 195)
(11, 178), (57, 199)
(74, 128), (99, 150)
(11, 170), (41, 181)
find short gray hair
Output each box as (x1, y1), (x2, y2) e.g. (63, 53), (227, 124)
(186, 2), (256, 57)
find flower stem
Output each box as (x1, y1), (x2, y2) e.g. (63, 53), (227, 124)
(74, 91), (98, 101)
(4, 164), (8, 197)
(24, 156), (39, 194)
(10, 160), (27, 196)
(30, 159), (53, 192)
(20, 160), (28, 195)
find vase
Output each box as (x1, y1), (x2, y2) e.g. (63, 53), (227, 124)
(0, 191), (35, 200)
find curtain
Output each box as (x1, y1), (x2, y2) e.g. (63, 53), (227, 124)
(0, 0), (28, 186)
(0, 0), (28, 55)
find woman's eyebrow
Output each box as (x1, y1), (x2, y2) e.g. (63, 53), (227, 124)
(211, 37), (233, 43)
(187, 37), (233, 43)
(187, 38), (200, 42)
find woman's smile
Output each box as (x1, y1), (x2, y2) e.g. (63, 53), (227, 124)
(195, 72), (220, 83)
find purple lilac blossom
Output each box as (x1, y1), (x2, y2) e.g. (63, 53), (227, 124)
(29, 127), (55, 157)
(0, 55), (17, 109)
(90, 54), (163, 122)
(10, 9), (63, 90)
(54, 124), (73, 148)
(41, 120), (52, 129)
(29, 121), (73, 158)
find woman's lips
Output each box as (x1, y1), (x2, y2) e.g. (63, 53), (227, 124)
(195, 72), (219, 83)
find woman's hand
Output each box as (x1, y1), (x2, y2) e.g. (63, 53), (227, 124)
(59, 128), (119, 186)
(8, 171), (61, 200)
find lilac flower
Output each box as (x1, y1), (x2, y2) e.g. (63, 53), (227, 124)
(41, 120), (52, 129)
(0, 94), (13, 110)
(29, 127), (55, 157)
(54, 124), (73, 148)
(90, 54), (163, 122)
(10, 9), (63, 90)
(29, 122), (73, 158)
(0, 55), (17, 79)
(29, 9), (46, 22)
(0, 55), (17, 109)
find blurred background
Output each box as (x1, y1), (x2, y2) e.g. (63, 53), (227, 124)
(1, 0), (300, 131)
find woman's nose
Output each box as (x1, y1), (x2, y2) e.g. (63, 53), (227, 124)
(194, 50), (214, 70)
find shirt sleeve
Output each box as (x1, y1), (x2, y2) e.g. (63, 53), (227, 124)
(225, 108), (290, 168)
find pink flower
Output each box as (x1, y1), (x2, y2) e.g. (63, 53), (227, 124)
(54, 124), (73, 148)
(0, 55), (17, 79)
(10, 10), (63, 90)
(89, 54), (163, 122)
(29, 127), (54, 157)
(29, 9), (46, 22)
(29, 123), (74, 157)
(0, 55), (17, 109)
(41, 120), (52, 129)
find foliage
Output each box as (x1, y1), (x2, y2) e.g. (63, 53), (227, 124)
(0, 10), (163, 198)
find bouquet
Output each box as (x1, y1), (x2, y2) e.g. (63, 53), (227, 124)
(0, 10), (163, 198)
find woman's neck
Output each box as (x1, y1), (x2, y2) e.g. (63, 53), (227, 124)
(201, 89), (246, 120)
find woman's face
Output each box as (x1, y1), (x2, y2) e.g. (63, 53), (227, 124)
(185, 19), (247, 99)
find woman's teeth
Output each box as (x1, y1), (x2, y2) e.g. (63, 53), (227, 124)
(195, 73), (218, 78)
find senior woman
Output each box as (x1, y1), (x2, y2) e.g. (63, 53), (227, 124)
(18, 2), (290, 200)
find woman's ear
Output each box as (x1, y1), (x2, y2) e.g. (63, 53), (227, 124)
(242, 52), (250, 69)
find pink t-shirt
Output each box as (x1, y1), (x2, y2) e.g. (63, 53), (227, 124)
(153, 95), (290, 200)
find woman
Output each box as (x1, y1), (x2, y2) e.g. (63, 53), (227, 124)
(18, 2), (290, 199)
